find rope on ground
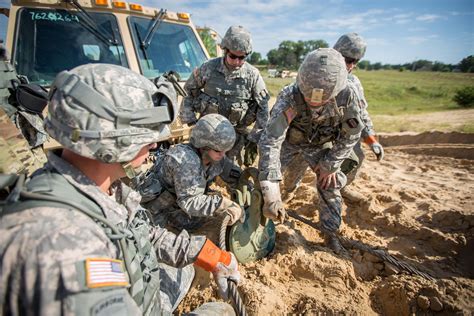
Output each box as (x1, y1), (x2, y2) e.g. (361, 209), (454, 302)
(220, 215), (248, 316)
(287, 210), (436, 282)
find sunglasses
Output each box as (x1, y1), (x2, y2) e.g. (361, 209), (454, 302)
(227, 52), (247, 61)
(344, 56), (359, 64)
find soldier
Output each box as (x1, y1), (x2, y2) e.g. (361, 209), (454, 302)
(334, 33), (384, 201)
(0, 64), (239, 315)
(137, 113), (244, 232)
(179, 25), (270, 167)
(258, 48), (364, 254)
(0, 42), (48, 174)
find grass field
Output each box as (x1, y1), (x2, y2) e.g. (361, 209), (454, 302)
(260, 69), (474, 133)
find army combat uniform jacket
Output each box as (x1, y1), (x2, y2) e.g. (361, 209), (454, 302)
(348, 73), (375, 139)
(179, 57), (269, 162)
(140, 143), (240, 231)
(258, 82), (364, 233)
(0, 152), (209, 315)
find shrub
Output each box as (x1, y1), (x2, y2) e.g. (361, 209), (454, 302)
(453, 86), (474, 108)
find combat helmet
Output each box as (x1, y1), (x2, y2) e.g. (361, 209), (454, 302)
(221, 25), (252, 54)
(296, 48), (348, 105)
(46, 64), (177, 167)
(333, 33), (367, 60)
(190, 114), (236, 152)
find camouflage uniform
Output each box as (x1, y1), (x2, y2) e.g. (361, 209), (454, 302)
(279, 77), (374, 194)
(180, 26), (269, 165)
(141, 143), (240, 231)
(0, 108), (47, 174)
(345, 73), (375, 184)
(0, 64), (235, 315)
(139, 114), (240, 231)
(258, 49), (363, 234)
(0, 58), (47, 174)
(334, 33), (382, 186)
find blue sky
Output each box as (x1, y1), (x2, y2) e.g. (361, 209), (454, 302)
(1, 0), (472, 64)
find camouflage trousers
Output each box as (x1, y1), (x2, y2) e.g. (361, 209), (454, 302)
(280, 141), (347, 233)
(159, 263), (195, 313)
(160, 264), (235, 315)
(226, 132), (247, 166)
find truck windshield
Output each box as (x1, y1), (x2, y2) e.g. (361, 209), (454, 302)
(13, 8), (127, 85)
(129, 17), (207, 81)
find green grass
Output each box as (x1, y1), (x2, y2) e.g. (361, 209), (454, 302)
(353, 70), (474, 115)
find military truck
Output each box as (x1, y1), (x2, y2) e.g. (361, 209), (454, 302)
(1, 0), (210, 144)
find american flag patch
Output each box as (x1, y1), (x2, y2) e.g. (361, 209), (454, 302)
(85, 258), (129, 288)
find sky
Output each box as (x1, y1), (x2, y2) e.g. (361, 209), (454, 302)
(1, 0), (472, 64)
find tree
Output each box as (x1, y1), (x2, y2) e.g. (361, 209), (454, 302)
(372, 62), (382, 70)
(267, 48), (282, 66)
(357, 60), (370, 70)
(197, 28), (218, 57)
(411, 59), (433, 71)
(265, 39), (329, 69)
(247, 52), (262, 65)
(458, 55), (474, 73)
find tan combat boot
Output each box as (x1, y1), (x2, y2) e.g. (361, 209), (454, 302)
(341, 187), (366, 203)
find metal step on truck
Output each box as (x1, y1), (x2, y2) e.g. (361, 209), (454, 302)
(1, 0), (210, 146)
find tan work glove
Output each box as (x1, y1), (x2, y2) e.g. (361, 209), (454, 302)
(217, 197), (245, 225)
(259, 180), (286, 223)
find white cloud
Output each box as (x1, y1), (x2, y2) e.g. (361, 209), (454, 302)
(405, 34), (437, 45)
(416, 14), (441, 22)
(449, 11), (474, 16)
(306, 9), (387, 31)
(381, 12), (414, 25)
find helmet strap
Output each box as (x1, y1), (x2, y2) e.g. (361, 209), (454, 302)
(121, 161), (142, 179)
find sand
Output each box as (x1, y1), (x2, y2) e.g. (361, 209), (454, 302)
(177, 131), (474, 315)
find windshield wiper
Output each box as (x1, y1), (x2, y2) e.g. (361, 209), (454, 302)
(141, 9), (167, 50)
(63, 0), (118, 46)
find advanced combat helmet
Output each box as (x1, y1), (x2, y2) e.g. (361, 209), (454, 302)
(296, 48), (348, 104)
(190, 114), (236, 152)
(333, 33), (367, 60)
(220, 25), (252, 55)
(46, 64), (177, 164)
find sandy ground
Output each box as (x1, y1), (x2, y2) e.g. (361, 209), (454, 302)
(176, 126), (473, 314)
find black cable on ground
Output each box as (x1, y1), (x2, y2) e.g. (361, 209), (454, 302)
(287, 210), (436, 281)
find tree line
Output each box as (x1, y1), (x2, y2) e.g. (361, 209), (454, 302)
(247, 40), (474, 73)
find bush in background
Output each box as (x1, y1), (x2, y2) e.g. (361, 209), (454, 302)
(453, 86), (474, 108)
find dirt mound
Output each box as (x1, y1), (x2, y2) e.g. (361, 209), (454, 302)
(379, 131), (474, 160)
(379, 131), (474, 146)
(177, 132), (474, 315)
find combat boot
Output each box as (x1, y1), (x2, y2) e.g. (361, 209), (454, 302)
(323, 231), (345, 255)
(341, 187), (366, 203)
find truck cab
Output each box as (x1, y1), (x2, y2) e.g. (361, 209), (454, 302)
(1, 0), (209, 142)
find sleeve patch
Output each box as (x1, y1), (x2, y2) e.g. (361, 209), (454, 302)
(85, 258), (129, 288)
(346, 118), (359, 128)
